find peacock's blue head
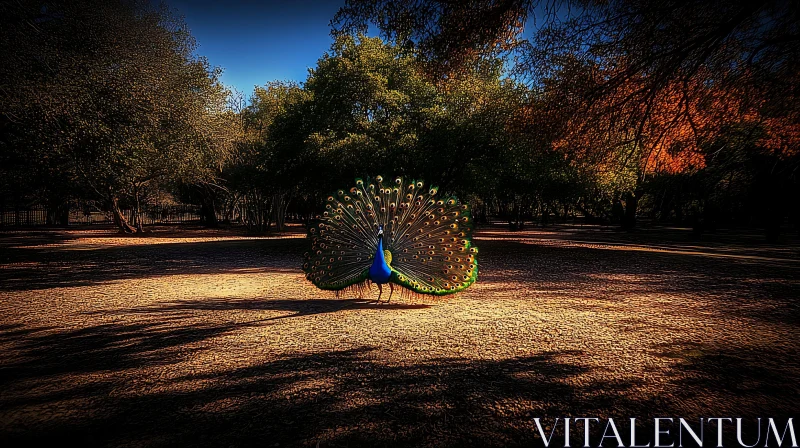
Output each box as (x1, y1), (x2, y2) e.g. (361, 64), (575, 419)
(378, 225), (384, 237)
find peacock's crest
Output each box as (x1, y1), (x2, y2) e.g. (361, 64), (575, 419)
(303, 175), (478, 298)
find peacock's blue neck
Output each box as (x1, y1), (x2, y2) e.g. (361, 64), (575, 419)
(368, 234), (392, 284)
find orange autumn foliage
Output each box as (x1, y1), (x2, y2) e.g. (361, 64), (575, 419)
(552, 64), (798, 178)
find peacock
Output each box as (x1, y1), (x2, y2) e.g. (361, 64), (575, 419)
(303, 175), (478, 302)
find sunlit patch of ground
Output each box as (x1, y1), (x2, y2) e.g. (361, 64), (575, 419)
(0, 225), (798, 447)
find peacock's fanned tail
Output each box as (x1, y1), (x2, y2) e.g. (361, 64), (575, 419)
(303, 175), (478, 296)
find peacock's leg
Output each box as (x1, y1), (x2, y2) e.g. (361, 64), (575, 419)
(376, 283), (383, 303)
(387, 283), (394, 303)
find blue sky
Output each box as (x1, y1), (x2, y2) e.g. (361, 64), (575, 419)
(168, 0), (346, 94)
(166, 1), (567, 94)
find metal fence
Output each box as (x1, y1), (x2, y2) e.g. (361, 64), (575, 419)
(0, 205), (205, 227)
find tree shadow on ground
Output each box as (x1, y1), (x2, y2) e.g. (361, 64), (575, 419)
(1, 317), (792, 447)
(652, 341), (799, 416)
(0, 238), (307, 291)
(0, 316), (652, 447)
(3, 227), (799, 296)
(2, 232), (799, 328)
(88, 297), (431, 321)
(477, 224), (800, 258)
(476, 239), (800, 326)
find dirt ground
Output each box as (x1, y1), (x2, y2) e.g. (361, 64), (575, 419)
(0, 224), (798, 447)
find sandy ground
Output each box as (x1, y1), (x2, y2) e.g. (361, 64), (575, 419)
(0, 225), (798, 447)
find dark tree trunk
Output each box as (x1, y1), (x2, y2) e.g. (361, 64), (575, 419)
(611, 194), (624, 224)
(134, 188), (144, 233)
(272, 193), (290, 232)
(45, 200), (70, 227)
(200, 201), (218, 227)
(765, 208), (782, 243)
(621, 191), (639, 230)
(111, 196), (136, 233)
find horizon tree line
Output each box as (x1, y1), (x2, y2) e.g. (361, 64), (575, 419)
(1, 0), (798, 239)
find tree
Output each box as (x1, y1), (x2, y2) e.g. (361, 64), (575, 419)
(333, 0), (531, 78)
(0, 0), (238, 232)
(334, 0), (800, 231)
(243, 35), (571, 230)
(302, 35), (439, 190)
(229, 82), (309, 231)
